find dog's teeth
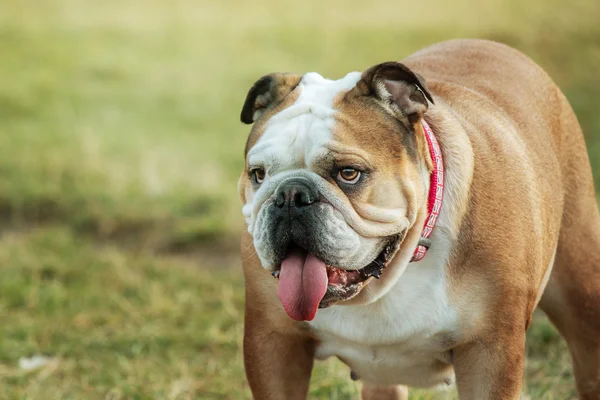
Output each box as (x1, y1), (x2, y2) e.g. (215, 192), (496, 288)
(370, 270), (381, 279)
(272, 270), (280, 278)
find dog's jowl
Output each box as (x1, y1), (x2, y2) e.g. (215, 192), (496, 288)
(238, 39), (600, 400)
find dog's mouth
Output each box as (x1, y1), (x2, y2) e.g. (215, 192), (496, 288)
(272, 236), (401, 322)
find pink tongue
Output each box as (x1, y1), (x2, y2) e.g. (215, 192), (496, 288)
(277, 248), (328, 321)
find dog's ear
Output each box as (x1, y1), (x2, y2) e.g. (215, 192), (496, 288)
(356, 62), (433, 126)
(240, 73), (302, 124)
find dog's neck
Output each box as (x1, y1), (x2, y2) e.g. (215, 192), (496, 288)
(423, 101), (475, 242)
(348, 100), (475, 305)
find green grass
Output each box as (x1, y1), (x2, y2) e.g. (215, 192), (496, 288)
(0, 0), (598, 398)
(0, 228), (576, 399)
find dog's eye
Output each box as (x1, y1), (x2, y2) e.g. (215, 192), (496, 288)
(337, 167), (361, 184)
(251, 168), (266, 184)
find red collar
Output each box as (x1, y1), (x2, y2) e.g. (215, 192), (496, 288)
(411, 119), (444, 262)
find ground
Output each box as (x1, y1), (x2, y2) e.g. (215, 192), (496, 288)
(0, 0), (599, 398)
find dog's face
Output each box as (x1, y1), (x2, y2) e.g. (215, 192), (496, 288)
(239, 63), (434, 321)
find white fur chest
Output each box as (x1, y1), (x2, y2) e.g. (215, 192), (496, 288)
(310, 249), (458, 388)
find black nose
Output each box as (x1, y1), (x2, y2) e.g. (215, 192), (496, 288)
(274, 178), (318, 209)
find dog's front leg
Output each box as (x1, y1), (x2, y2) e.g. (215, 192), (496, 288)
(453, 333), (526, 400)
(243, 309), (315, 399)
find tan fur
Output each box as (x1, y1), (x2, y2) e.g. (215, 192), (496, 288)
(361, 383), (408, 400)
(239, 39), (600, 399)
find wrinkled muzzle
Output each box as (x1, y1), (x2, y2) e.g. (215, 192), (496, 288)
(243, 170), (411, 271)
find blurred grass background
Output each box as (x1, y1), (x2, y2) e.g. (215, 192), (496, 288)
(0, 0), (598, 398)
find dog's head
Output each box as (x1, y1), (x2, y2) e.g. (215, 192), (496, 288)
(239, 63), (435, 321)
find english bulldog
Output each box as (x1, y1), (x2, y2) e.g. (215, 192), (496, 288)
(237, 39), (600, 399)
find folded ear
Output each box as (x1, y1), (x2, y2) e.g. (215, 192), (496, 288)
(357, 62), (434, 126)
(240, 73), (302, 124)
